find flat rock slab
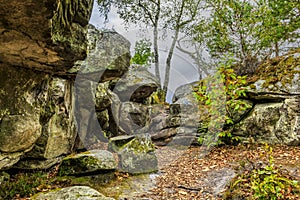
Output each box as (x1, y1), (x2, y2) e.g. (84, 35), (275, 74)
(108, 136), (158, 174)
(32, 186), (115, 200)
(58, 150), (117, 175)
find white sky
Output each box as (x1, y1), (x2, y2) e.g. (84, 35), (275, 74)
(89, 1), (200, 102)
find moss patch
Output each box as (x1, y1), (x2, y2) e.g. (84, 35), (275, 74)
(247, 48), (300, 91)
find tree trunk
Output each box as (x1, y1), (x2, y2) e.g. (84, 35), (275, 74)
(154, 25), (161, 86)
(162, 28), (180, 102)
(275, 42), (279, 57)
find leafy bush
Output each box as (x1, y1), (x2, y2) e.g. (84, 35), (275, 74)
(130, 39), (154, 66)
(193, 57), (250, 146)
(0, 170), (72, 199)
(225, 144), (300, 199)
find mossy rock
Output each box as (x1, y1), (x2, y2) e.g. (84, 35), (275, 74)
(246, 48), (300, 97)
(58, 150), (117, 176)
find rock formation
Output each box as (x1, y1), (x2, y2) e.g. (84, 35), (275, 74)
(0, 0), (131, 170)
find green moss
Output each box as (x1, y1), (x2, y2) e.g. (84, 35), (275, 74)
(248, 48), (300, 90)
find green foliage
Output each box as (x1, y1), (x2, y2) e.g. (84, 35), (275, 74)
(0, 170), (72, 199)
(0, 171), (46, 199)
(226, 144), (300, 199)
(194, 56), (250, 146)
(193, 0), (300, 67)
(130, 39), (155, 66)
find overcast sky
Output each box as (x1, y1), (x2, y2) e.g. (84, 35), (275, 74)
(89, 1), (200, 102)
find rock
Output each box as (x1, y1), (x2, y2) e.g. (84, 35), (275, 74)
(114, 65), (159, 102)
(172, 81), (198, 103)
(233, 99), (300, 145)
(108, 135), (158, 174)
(151, 128), (178, 140)
(0, 114), (41, 153)
(97, 109), (110, 131)
(0, 0), (93, 72)
(246, 49), (300, 100)
(13, 157), (63, 170)
(119, 102), (150, 135)
(71, 27), (131, 81)
(233, 103), (283, 144)
(202, 168), (236, 197)
(31, 186), (115, 200)
(108, 135), (136, 152)
(0, 152), (24, 170)
(0, 66), (77, 170)
(22, 78), (77, 160)
(95, 82), (112, 111)
(232, 50), (300, 145)
(58, 150), (117, 176)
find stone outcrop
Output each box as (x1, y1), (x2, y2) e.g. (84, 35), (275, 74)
(108, 135), (158, 174)
(32, 186), (114, 200)
(0, 0), (93, 73)
(58, 150), (117, 175)
(71, 26), (130, 81)
(0, 0), (131, 170)
(0, 65), (77, 169)
(113, 65), (159, 102)
(232, 49), (300, 145)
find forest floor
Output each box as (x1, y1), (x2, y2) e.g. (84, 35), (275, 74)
(135, 144), (300, 200)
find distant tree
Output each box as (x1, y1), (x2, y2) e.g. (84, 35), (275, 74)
(97, 0), (162, 84)
(130, 39), (154, 66)
(97, 0), (202, 102)
(193, 0), (300, 74)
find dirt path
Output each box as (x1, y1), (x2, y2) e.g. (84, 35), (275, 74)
(136, 145), (300, 200)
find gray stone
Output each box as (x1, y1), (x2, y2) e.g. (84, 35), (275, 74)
(202, 168), (236, 197)
(233, 103), (282, 144)
(0, 114), (41, 152)
(13, 157), (63, 170)
(119, 102), (150, 135)
(172, 82), (198, 103)
(0, 152), (23, 170)
(0, 66), (77, 170)
(32, 186), (115, 200)
(108, 136), (158, 174)
(58, 150), (117, 176)
(71, 27), (131, 82)
(114, 65), (159, 102)
(95, 83), (112, 111)
(24, 78), (77, 160)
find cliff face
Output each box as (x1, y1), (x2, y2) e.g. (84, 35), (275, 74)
(0, 0), (133, 170)
(0, 0), (93, 73)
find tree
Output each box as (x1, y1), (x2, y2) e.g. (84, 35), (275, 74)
(193, 0), (300, 73)
(97, 0), (202, 102)
(161, 0), (202, 101)
(97, 0), (162, 84)
(130, 39), (154, 66)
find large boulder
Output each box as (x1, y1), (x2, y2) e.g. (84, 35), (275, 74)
(71, 26), (131, 81)
(0, 0), (93, 72)
(72, 28), (131, 146)
(118, 102), (150, 135)
(32, 186), (115, 200)
(113, 65), (159, 102)
(246, 49), (300, 100)
(233, 98), (300, 145)
(58, 150), (117, 176)
(0, 65), (77, 170)
(172, 81), (198, 103)
(108, 135), (158, 174)
(0, 0), (132, 171)
(233, 49), (300, 145)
